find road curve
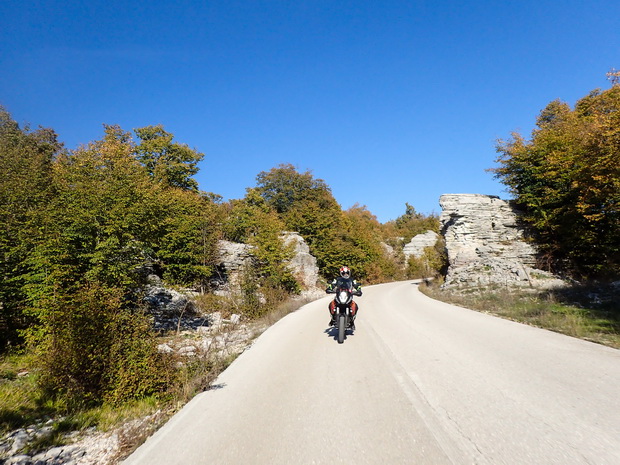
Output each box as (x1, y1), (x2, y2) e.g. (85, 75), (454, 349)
(123, 281), (620, 465)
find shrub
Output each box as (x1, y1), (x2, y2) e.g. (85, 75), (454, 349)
(406, 240), (447, 279)
(33, 283), (172, 406)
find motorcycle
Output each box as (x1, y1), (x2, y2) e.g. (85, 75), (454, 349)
(327, 280), (361, 343)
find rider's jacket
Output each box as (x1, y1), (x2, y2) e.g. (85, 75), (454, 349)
(326, 277), (362, 296)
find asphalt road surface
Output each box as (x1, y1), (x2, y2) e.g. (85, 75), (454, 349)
(123, 281), (620, 465)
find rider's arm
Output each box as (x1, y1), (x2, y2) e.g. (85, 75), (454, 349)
(353, 280), (362, 296)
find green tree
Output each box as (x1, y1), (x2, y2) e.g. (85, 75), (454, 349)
(255, 163), (332, 215)
(224, 189), (299, 296)
(254, 164), (346, 278)
(0, 107), (61, 351)
(28, 124), (217, 291)
(0, 114), (217, 400)
(337, 205), (399, 282)
(154, 189), (221, 288)
(23, 124), (211, 404)
(253, 164), (422, 282)
(35, 125), (155, 290)
(134, 125), (203, 191)
(492, 86), (620, 278)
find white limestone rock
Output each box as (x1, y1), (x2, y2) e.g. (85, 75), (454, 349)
(439, 194), (565, 289)
(403, 231), (440, 259)
(213, 240), (255, 290)
(280, 232), (320, 290)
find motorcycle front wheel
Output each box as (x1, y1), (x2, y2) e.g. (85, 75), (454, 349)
(337, 314), (346, 344)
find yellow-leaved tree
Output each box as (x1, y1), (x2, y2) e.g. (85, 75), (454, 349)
(492, 85), (620, 278)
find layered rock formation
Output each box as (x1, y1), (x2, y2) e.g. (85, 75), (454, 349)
(214, 234), (320, 293)
(213, 240), (255, 290)
(439, 194), (564, 288)
(403, 230), (439, 259)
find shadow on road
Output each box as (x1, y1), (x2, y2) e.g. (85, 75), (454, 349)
(206, 383), (227, 391)
(323, 326), (355, 342)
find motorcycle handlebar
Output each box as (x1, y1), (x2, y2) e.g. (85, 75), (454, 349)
(326, 288), (362, 296)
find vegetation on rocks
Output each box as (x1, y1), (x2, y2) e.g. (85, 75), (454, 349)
(405, 237), (448, 280)
(252, 164), (439, 282)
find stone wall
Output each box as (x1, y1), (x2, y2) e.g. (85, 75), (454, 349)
(439, 194), (564, 288)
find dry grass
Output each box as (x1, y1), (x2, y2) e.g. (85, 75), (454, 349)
(420, 282), (620, 349)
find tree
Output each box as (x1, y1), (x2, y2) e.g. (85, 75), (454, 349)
(5, 124), (169, 403)
(223, 189), (299, 296)
(0, 107), (61, 351)
(340, 204), (400, 282)
(0, 114), (217, 400)
(254, 164), (347, 278)
(28, 124), (218, 291)
(607, 68), (620, 87)
(255, 163), (333, 215)
(35, 125), (155, 290)
(390, 203), (440, 243)
(153, 189), (221, 288)
(134, 125), (203, 191)
(492, 86), (620, 278)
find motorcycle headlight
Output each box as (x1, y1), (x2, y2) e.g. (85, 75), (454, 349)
(338, 290), (349, 303)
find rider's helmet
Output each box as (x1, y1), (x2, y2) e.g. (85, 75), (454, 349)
(339, 266), (351, 279)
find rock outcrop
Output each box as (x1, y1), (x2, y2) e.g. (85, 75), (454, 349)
(439, 194), (564, 288)
(212, 240), (255, 291)
(403, 230), (440, 259)
(143, 274), (205, 332)
(213, 234), (320, 294)
(280, 231), (320, 290)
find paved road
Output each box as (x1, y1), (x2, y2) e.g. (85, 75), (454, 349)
(123, 281), (620, 465)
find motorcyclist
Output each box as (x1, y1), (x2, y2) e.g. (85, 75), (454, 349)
(326, 266), (362, 329)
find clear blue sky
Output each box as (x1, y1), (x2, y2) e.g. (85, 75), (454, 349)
(2, 0), (618, 222)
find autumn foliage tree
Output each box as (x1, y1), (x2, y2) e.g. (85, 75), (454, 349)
(253, 164), (412, 281)
(492, 85), (620, 278)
